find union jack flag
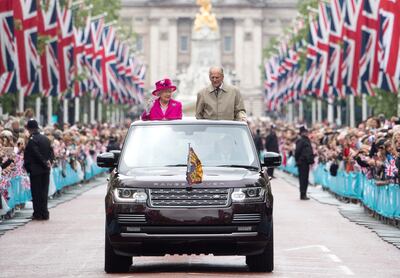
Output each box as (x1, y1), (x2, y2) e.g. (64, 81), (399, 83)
(13, 0), (40, 96)
(378, 0), (400, 82)
(38, 0), (59, 97)
(91, 17), (104, 98)
(83, 15), (94, 93)
(57, 4), (74, 96)
(0, 0), (17, 95)
(72, 26), (87, 97)
(327, 0), (346, 98)
(358, 0), (380, 96)
(341, 0), (365, 96)
(385, 158), (398, 178)
(101, 25), (119, 103)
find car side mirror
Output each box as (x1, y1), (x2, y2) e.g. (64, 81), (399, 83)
(97, 152), (118, 168)
(110, 150), (121, 164)
(263, 152), (281, 168)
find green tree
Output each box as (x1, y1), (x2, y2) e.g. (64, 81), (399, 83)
(367, 90), (398, 118)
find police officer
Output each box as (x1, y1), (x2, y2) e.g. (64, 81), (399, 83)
(295, 126), (314, 200)
(24, 119), (54, 220)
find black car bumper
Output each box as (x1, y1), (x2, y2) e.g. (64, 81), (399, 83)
(106, 202), (272, 256)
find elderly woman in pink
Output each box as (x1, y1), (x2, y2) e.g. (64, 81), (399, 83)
(141, 78), (182, 121)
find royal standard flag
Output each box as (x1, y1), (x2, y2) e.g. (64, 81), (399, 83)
(186, 144), (203, 185)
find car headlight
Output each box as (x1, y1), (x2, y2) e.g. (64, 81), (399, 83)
(231, 187), (265, 203)
(113, 188), (148, 203)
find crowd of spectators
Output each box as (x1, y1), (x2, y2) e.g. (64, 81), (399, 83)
(248, 115), (400, 186)
(0, 108), (129, 215)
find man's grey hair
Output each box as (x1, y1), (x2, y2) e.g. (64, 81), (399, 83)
(209, 66), (224, 76)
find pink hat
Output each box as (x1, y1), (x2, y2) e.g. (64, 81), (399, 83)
(152, 78), (177, 96)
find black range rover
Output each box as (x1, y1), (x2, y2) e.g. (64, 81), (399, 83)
(97, 119), (281, 273)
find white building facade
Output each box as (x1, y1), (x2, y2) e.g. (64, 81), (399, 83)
(120, 0), (298, 116)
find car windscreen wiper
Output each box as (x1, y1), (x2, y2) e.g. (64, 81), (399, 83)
(164, 164), (187, 167)
(216, 165), (259, 171)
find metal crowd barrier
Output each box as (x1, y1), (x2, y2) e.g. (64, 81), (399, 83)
(280, 157), (400, 220)
(0, 158), (107, 216)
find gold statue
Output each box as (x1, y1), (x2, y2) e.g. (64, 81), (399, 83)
(194, 0), (218, 32)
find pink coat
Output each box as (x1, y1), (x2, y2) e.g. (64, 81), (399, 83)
(141, 98), (182, 121)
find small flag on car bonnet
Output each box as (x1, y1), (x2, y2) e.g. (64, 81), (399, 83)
(186, 143), (203, 185)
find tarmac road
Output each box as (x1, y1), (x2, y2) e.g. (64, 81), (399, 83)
(0, 172), (399, 277)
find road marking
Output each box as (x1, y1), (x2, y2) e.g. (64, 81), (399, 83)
(339, 265), (355, 276)
(285, 245), (331, 252)
(327, 254), (342, 263)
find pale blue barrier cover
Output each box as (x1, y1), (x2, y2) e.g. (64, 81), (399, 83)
(280, 158), (400, 219)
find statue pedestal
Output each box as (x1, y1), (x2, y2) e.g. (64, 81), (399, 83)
(176, 26), (227, 116)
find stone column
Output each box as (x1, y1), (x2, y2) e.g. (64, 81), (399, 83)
(234, 19), (244, 85)
(168, 18), (178, 77)
(149, 18), (160, 84)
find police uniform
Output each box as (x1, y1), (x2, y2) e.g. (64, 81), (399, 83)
(295, 126), (314, 200)
(23, 119), (54, 220)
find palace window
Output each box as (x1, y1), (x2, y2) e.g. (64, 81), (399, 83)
(223, 35), (233, 53)
(136, 35), (143, 52)
(179, 35), (189, 53)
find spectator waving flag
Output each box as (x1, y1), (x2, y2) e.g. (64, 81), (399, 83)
(0, 0), (17, 95)
(384, 158), (397, 178)
(186, 144), (203, 185)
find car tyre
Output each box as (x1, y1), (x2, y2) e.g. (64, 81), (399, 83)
(246, 225), (273, 272)
(105, 232), (132, 273)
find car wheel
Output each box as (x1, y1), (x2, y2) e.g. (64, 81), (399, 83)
(104, 232), (132, 273)
(246, 225), (273, 272)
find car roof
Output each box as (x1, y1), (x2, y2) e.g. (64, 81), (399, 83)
(131, 118), (248, 127)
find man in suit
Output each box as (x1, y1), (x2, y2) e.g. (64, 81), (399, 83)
(295, 126), (314, 200)
(24, 119), (54, 220)
(196, 66), (247, 121)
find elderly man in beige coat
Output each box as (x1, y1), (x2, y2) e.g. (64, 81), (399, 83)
(196, 66), (247, 121)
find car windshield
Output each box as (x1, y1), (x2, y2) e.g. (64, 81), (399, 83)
(119, 124), (259, 173)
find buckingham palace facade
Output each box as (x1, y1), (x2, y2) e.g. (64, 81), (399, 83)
(120, 0), (298, 116)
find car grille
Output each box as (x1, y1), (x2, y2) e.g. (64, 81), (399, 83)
(149, 188), (231, 208)
(232, 213), (262, 223)
(117, 214), (146, 224)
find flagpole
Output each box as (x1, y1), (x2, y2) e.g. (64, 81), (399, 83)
(75, 97), (80, 123)
(35, 96), (41, 124)
(90, 98), (95, 124)
(362, 94), (367, 121)
(398, 92), (400, 118)
(336, 102), (342, 127)
(299, 100), (304, 123)
(312, 98), (316, 125)
(349, 95), (355, 128)
(327, 97), (334, 124)
(317, 98), (322, 123)
(47, 96), (52, 126)
(63, 98), (69, 124)
(18, 89), (24, 113)
(97, 99), (102, 123)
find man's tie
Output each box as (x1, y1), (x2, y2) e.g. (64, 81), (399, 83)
(215, 87), (220, 97)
